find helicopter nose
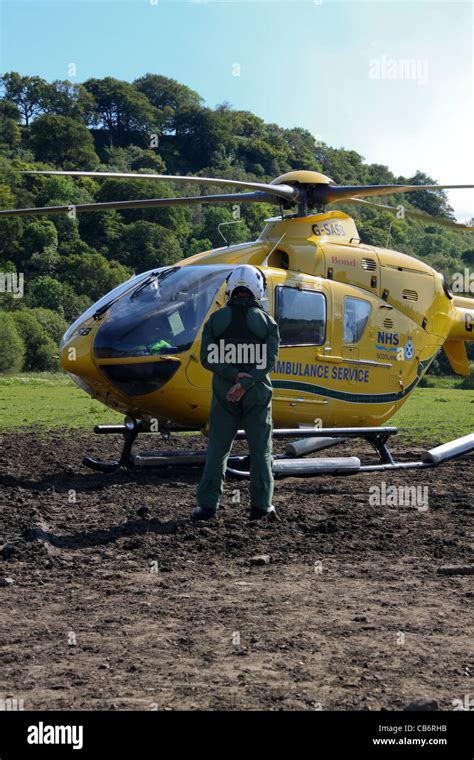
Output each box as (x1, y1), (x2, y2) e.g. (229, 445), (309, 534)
(60, 333), (96, 377)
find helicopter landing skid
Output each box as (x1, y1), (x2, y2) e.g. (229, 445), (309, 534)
(226, 429), (474, 478)
(82, 421), (474, 477)
(82, 416), (144, 473)
(82, 416), (201, 473)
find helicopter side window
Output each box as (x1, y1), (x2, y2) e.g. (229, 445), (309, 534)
(276, 286), (326, 346)
(343, 296), (371, 344)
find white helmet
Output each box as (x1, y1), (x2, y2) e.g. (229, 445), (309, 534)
(226, 265), (265, 301)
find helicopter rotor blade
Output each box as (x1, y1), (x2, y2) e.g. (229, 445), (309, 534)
(0, 190), (281, 218)
(22, 170), (299, 203)
(344, 197), (474, 232)
(9, 170), (473, 219)
(326, 183), (474, 204)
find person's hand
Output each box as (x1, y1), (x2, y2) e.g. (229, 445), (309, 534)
(227, 382), (246, 402)
(227, 372), (253, 402)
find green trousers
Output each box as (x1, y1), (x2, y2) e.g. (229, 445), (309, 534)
(197, 381), (274, 511)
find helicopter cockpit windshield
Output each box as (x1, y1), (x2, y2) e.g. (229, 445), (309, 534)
(94, 265), (229, 359)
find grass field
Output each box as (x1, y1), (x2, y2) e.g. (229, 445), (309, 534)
(1, 372), (473, 442)
(0, 373), (122, 432)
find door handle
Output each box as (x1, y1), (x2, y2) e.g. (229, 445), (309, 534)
(315, 353), (343, 363)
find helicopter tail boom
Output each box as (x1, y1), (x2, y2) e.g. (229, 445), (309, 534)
(449, 295), (474, 341)
(443, 295), (474, 375)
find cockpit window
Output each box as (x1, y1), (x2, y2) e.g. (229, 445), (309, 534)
(60, 269), (157, 348)
(94, 266), (228, 359)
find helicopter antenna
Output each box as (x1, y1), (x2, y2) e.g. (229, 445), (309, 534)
(386, 221), (394, 248)
(217, 220), (246, 246)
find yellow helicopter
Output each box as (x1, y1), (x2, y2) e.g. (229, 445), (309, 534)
(2, 169), (474, 475)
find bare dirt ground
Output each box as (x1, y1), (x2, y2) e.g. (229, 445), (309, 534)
(0, 430), (472, 711)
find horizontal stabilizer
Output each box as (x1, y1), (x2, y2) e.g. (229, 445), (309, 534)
(443, 340), (470, 376)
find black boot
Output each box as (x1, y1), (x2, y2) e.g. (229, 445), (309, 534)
(192, 506), (217, 521)
(249, 505), (278, 522)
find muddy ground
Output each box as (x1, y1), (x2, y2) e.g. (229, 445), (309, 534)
(0, 429), (472, 711)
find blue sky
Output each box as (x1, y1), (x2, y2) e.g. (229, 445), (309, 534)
(1, 0), (473, 220)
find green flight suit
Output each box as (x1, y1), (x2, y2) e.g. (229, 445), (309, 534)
(197, 296), (280, 512)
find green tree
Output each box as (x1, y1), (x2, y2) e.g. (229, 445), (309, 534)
(130, 149), (166, 173)
(77, 211), (124, 254)
(30, 244), (60, 276)
(58, 251), (130, 300)
(357, 220), (390, 248)
(26, 276), (65, 313)
(187, 238), (213, 256)
(241, 202), (274, 238)
(174, 107), (234, 172)
(0, 311), (25, 372)
(30, 114), (99, 169)
(397, 171), (454, 219)
(22, 219), (58, 256)
(0, 101), (21, 150)
(0, 72), (47, 126)
(134, 74), (203, 134)
(116, 221), (182, 271)
(24, 171), (96, 209)
(61, 289), (92, 322)
(0, 100), (20, 121)
(237, 136), (281, 176)
(84, 77), (159, 146)
(461, 249), (474, 266)
(95, 177), (191, 236)
(24, 276), (92, 322)
(12, 310), (58, 371)
(198, 207), (250, 247)
(99, 145), (165, 173)
(320, 147), (368, 184)
(30, 307), (68, 343)
(366, 163), (396, 185)
(40, 80), (95, 122)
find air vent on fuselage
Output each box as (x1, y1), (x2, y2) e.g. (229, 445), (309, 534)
(383, 318), (394, 329)
(361, 258), (377, 271)
(402, 289), (418, 301)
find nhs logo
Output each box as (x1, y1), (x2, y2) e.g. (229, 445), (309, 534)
(377, 331), (400, 346)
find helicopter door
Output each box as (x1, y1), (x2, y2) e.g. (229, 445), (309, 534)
(341, 296), (372, 361)
(270, 281), (332, 421)
(339, 294), (401, 396)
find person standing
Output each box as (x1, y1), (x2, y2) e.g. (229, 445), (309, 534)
(193, 265), (280, 522)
